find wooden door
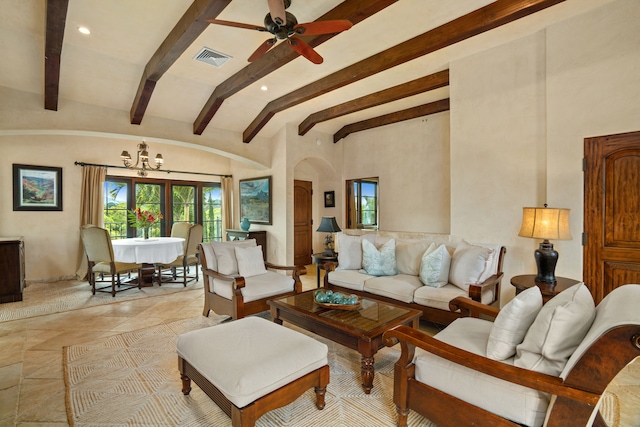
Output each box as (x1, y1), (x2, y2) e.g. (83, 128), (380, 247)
(294, 180), (313, 266)
(584, 130), (640, 303)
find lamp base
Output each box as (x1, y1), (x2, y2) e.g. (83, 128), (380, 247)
(534, 240), (558, 285)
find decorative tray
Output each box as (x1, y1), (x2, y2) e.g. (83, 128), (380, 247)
(314, 290), (361, 310)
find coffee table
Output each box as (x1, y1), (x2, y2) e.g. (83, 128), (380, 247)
(268, 290), (421, 394)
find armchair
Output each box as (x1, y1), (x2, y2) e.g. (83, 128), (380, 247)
(383, 283), (640, 427)
(199, 239), (305, 320)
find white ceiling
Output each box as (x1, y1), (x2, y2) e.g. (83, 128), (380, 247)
(0, 0), (616, 141)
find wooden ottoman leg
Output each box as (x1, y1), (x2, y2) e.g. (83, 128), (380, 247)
(232, 404), (257, 427)
(314, 365), (330, 409)
(181, 373), (192, 395)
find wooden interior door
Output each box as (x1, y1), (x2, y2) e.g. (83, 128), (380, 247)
(294, 180), (313, 266)
(583, 130), (640, 303)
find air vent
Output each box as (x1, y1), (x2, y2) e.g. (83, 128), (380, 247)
(193, 47), (232, 67)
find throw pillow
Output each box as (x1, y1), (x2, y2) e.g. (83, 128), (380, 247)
(210, 239), (257, 275)
(336, 233), (375, 270)
(235, 245), (267, 278)
(396, 240), (433, 276)
(486, 286), (543, 360)
(449, 241), (494, 291)
(515, 283), (596, 376)
(419, 243), (451, 288)
(361, 238), (397, 276)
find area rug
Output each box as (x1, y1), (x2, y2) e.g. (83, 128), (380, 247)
(63, 315), (437, 427)
(63, 315), (636, 427)
(0, 279), (203, 322)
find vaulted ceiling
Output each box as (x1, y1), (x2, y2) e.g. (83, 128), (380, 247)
(2, 0), (614, 144)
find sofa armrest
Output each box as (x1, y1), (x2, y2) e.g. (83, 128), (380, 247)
(449, 296), (500, 319)
(468, 272), (503, 304)
(382, 325), (600, 405)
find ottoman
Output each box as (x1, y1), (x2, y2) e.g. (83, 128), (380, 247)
(177, 316), (330, 427)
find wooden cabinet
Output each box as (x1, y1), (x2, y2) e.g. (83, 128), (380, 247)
(0, 237), (25, 303)
(226, 230), (267, 261)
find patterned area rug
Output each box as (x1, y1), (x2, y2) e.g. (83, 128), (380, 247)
(0, 279), (203, 322)
(63, 315), (436, 427)
(63, 316), (637, 426)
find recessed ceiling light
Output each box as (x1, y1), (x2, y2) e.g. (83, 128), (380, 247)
(78, 26), (91, 35)
(260, 85), (268, 91)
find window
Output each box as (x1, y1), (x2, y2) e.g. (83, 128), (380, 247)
(103, 176), (222, 241)
(346, 178), (379, 229)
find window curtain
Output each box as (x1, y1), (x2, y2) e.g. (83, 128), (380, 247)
(221, 177), (233, 240)
(75, 166), (107, 279)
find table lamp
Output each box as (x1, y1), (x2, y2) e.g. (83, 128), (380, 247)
(317, 216), (341, 256)
(518, 204), (572, 285)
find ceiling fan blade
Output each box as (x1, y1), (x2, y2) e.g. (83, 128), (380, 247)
(288, 36), (323, 64)
(206, 19), (267, 32)
(248, 38), (278, 62)
(294, 20), (353, 36)
(267, 0), (287, 26)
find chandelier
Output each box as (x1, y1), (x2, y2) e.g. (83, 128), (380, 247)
(120, 140), (163, 177)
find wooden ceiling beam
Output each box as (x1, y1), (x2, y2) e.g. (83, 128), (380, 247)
(44, 0), (69, 111)
(333, 98), (450, 143)
(244, 0), (565, 143)
(298, 69), (449, 136)
(193, 0), (398, 135)
(129, 0), (232, 125)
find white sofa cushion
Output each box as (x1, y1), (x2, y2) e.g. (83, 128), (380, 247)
(235, 245), (267, 278)
(361, 238), (397, 276)
(336, 233), (375, 270)
(326, 269), (374, 291)
(395, 240), (432, 275)
(419, 243), (450, 288)
(487, 286), (543, 361)
(210, 239), (257, 275)
(413, 284), (467, 311)
(364, 274), (422, 303)
(515, 283), (596, 376)
(176, 317), (328, 409)
(210, 270), (294, 302)
(449, 241), (494, 291)
(414, 318), (550, 427)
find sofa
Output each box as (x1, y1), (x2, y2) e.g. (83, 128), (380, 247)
(321, 230), (506, 325)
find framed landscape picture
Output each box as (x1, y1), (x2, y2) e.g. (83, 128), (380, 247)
(13, 164), (63, 211)
(239, 176), (272, 224)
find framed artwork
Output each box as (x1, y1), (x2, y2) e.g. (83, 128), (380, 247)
(13, 164), (63, 211)
(324, 191), (335, 207)
(239, 176), (272, 224)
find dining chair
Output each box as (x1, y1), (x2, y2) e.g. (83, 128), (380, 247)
(79, 225), (142, 297)
(156, 223), (203, 286)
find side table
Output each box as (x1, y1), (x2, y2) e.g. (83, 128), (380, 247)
(510, 274), (580, 304)
(312, 253), (338, 288)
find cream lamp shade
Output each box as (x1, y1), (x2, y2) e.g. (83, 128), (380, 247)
(518, 205), (571, 285)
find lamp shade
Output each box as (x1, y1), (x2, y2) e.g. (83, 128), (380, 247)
(316, 217), (341, 233)
(518, 207), (572, 241)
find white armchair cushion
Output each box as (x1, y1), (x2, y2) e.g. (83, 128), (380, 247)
(419, 243), (450, 288)
(414, 318), (550, 427)
(210, 240), (257, 275)
(487, 286), (543, 360)
(515, 283), (596, 376)
(449, 241), (494, 291)
(211, 270), (294, 303)
(361, 238), (397, 276)
(235, 245), (267, 278)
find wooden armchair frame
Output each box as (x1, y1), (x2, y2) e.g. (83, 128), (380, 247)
(383, 296), (640, 427)
(199, 243), (304, 320)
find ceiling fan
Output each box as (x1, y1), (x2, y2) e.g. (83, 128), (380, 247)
(207, 0), (352, 64)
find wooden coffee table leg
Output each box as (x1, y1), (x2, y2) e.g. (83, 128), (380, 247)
(361, 355), (375, 394)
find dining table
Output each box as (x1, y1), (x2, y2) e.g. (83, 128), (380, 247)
(111, 237), (184, 286)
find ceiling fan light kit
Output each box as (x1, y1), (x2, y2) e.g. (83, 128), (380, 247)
(207, 0), (352, 64)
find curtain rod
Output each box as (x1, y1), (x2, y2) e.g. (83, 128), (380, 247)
(74, 161), (232, 178)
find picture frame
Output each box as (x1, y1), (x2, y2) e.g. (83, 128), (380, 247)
(239, 176), (272, 225)
(13, 164), (63, 211)
(324, 191), (335, 208)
